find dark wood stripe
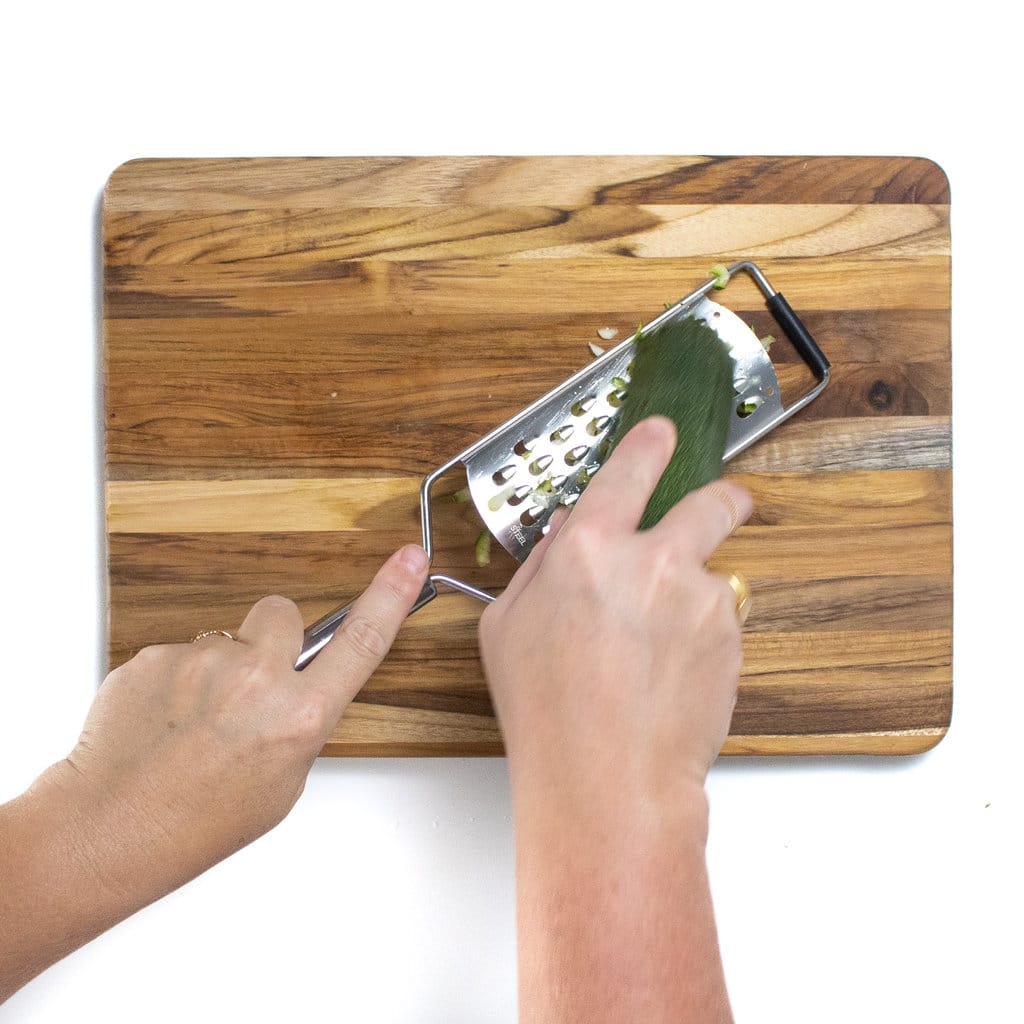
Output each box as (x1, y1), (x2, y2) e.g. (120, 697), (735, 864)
(730, 671), (952, 734)
(104, 307), (951, 366)
(104, 403), (951, 480)
(743, 574), (952, 631)
(733, 630), (952, 735)
(103, 256), (951, 320)
(108, 520), (951, 657)
(729, 418), (951, 473)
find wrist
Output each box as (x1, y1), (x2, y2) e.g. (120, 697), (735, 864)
(506, 742), (711, 845)
(31, 760), (140, 902)
(30, 757), (178, 916)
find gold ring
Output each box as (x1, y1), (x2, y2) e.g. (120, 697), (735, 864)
(725, 573), (751, 625)
(191, 629), (236, 643)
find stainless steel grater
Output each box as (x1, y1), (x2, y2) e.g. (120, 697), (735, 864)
(296, 260), (830, 669)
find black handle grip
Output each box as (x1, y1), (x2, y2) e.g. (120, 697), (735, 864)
(767, 292), (830, 381)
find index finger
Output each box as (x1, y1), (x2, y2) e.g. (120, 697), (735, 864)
(569, 416), (677, 532)
(302, 544), (430, 715)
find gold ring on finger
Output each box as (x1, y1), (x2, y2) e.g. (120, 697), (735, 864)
(191, 629), (237, 643)
(725, 572), (751, 625)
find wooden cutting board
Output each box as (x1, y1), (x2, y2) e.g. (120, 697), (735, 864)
(103, 156), (952, 756)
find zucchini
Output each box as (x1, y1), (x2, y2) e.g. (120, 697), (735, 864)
(605, 316), (734, 529)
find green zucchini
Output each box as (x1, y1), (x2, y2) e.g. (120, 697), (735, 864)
(605, 316), (734, 529)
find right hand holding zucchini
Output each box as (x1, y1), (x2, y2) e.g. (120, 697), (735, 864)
(479, 414), (753, 796)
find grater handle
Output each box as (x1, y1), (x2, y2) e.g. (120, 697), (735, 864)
(295, 578), (438, 671)
(766, 292), (831, 382)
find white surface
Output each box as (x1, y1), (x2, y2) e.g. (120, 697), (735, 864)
(2, 3), (1019, 1020)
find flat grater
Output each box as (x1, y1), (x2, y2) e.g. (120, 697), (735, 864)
(296, 260), (830, 669)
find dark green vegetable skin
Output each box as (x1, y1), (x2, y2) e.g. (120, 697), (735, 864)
(605, 317), (735, 529)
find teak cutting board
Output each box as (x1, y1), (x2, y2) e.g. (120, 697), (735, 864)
(103, 156), (952, 756)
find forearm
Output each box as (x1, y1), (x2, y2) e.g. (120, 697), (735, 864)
(512, 780), (732, 1024)
(0, 761), (164, 1003)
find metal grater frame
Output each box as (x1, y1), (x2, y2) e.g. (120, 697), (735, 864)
(297, 260), (830, 668)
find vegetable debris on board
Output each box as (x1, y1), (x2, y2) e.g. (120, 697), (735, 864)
(475, 529), (492, 566)
(603, 317), (735, 529)
(709, 263), (731, 289)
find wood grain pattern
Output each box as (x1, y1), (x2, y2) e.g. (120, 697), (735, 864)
(103, 156), (952, 755)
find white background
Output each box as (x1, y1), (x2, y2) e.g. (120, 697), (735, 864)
(2, 2), (1020, 1021)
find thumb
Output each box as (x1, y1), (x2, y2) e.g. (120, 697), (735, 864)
(302, 544), (430, 716)
(494, 504), (571, 608)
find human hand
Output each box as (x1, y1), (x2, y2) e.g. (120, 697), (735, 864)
(49, 544), (429, 906)
(479, 415), (752, 804)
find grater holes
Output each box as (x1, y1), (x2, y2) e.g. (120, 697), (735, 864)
(570, 396), (596, 417)
(513, 438), (536, 458)
(565, 445), (590, 466)
(488, 483), (532, 511)
(607, 376), (628, 407)
(492, 464), (517, 485)
(487, 486), (516, 512)
(528, 454), (554, 475)
(550, 424), (574, 443)
(586, 415), (611, 437)
(520, 506), (545, 527)
(737, 397), (761, 418)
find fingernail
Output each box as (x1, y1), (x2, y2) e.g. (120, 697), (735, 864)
(642, 415), (677, 448)
(400, 544), (429, 574)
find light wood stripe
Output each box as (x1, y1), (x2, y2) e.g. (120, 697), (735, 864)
(103, 204), (949, 265)
(104, 156), (949, 211)
(106, 469), (950, 534)
(106, 477), (418, 533)
(739, 628), (950, 674)
(327, 701), (502, 747)
(104, 156), (718, 211)
(710, 524), (951, 578)
(320, 730), (948, 757)
(720, 729), (947, 756)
